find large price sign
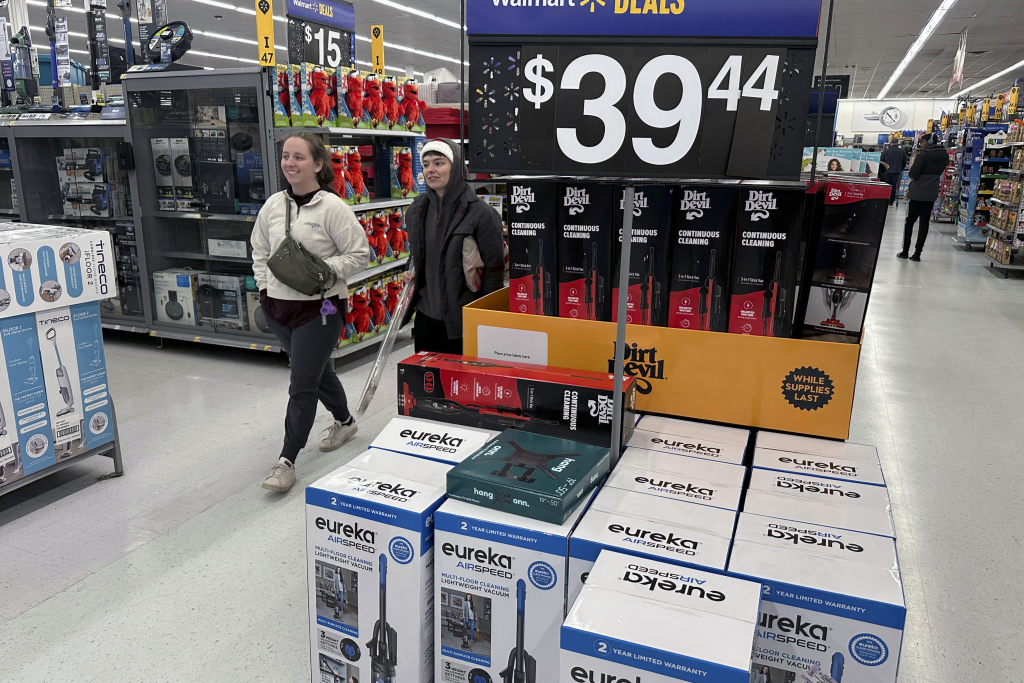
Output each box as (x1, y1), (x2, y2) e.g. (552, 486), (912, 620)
(286, 0), (355, 67)
(466, 0), (819, 179)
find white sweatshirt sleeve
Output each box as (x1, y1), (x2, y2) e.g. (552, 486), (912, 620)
(322, 197), (371, 284)
(250, 195), (276, 291)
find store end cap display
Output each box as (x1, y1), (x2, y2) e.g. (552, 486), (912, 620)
(306, 450), (447, 683)
(433, 491), (596, 683)
(0, 224), (115, 319)
(603, 458), (743, 512)
(756, 430), (880, 464)
(396, 352), (637, 448)
(630, 415), (750, 464)
(563, 550), (762, 683)
(566, 486), (736, 606)
(369, 416), (499, 465)
(752, 448), (887, 488)
(727, 513), (905, 681)
(744, 469), (895, 538)
(446, 429), (609, 525)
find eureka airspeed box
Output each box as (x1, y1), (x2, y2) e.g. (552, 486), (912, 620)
(508, 181), (558, 316)
(728, 189), (805, 337)
(668, 187), (736, 332)
(612, 186), (672, 326)
(557, 183), (614, 321)
(397, 352), (637, 449)
(370, 416), (498, 465)
(445, 429), (609, 524)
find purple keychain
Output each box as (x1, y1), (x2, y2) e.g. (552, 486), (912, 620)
(320, 298), (338, 325)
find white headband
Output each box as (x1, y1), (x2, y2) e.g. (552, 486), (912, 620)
(421, 140), (454, 164)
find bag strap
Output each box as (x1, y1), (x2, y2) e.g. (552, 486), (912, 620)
(284, 198), (292, 238)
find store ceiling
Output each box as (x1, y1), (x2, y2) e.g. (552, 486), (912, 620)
(18, 0), (1024, 99)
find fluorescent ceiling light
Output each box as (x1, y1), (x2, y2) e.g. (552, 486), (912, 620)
(954, 58), (1024, 96)
(370, 0), (460, 29)
(876, 0), (959, 100)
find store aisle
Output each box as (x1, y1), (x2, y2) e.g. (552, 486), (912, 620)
(1, 206), (1022, 682)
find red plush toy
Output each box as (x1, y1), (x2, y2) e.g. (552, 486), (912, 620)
(346, 149), (366, 198)
(400, 81), (427, 130)
(277, 70), (290, 117)
(345, 73), (365, 124)
(369, 286), (388, 328)
(358, 213), (376, 264)
(382, 78), (400, 129)
(351, 292), (372, 337)
(385, 280), (402, 317)
(364, 75), (385, 127)
(387, 210), (406, 255)
(371, 212), (390, 261)
(310, 70), (335, 125)
(397, 148), (414, 197)
(329, 150), (346, 196)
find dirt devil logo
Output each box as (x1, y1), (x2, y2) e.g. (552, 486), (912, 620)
(619, 191), (648, 217)
(512, 185), (535, 213)
(564, 186), (591, 215)
(745, 190), (777, 221)
(679, 190), (710, 220)
(608, 342), (666, 395)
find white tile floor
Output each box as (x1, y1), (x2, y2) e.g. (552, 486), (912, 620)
(1, 205), (1022, 682)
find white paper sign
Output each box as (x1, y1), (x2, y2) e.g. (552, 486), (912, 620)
(476, 325), (547, 365)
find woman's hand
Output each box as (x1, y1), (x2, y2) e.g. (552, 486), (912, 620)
(403, 271), (415, 282)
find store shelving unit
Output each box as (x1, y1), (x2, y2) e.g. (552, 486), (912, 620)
(954, 129), (988, 250)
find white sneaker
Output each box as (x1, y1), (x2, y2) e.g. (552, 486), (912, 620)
(320, 419), (358, 452)
(262, 460), (296, 492)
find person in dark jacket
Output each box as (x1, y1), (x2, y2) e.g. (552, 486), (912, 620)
(404, 138), (505, 353)
(898, 133), (949, 261)
(879, 141), (908, 206)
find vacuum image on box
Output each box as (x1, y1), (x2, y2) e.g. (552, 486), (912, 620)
(500, 580), (536, 683)
(367, 554), (398, 683)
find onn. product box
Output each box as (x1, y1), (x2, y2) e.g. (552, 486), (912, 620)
(567, 485), (736, 608)
(434, 493), (594, 683)
(0, 224), (114, 319)
(445, 429), (609, 524)
(728, 513), (905, 683)
(562, 550), (762, 683)
(370, 416), (498, 465)
(305, 449), (450, 683)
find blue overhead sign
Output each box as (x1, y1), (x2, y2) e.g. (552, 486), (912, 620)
(285, 0), (356, 31)
(466, 0), (821, 38)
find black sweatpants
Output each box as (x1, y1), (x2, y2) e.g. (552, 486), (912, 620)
(884, 172), (902, 205)
(904, 200), (932, 254)
(266, 310), (351, 462)
(414, 312), (463, 355)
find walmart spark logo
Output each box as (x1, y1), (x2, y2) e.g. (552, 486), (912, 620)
(580, 0), (605, 11)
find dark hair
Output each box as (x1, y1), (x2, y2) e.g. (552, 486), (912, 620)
(828, 158), (842, 170)
(284, 132), (335, 188)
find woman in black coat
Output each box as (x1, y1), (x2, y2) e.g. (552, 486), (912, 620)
(899, 133), (949, 261)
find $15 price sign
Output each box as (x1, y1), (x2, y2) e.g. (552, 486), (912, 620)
(468, 44), (813, 179)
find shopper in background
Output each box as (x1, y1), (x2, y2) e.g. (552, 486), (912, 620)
(462, 594), (476, 644)
(750, 665), (771, 683)
(880, 140), (908, 206)
(403, 138), (505, 354)
(251, 133), (371, 493)
(898, 133), (949, 262)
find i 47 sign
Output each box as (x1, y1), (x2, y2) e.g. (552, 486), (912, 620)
(466, 0), (821, 180)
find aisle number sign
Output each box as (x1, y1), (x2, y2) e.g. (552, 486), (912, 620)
(370, 24), (384, 76)
(255, 0), (275, 66)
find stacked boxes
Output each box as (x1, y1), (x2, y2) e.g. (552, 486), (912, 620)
(612, 186), (673, 326)
(390, 142), (424, 199)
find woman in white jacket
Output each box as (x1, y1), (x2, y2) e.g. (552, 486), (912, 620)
(251, 133), (371, 492)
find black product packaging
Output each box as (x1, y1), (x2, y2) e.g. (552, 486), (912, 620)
(612, 185), (672, 326)
(728, 188), (805, 337)
(396, 352), (637, 450)
(557, 183), (615, 321)
(508, 181), (558, 316)
(667, 186), (737, 332)
(797, 179), (889, 343)
(196, 161), (236, 214)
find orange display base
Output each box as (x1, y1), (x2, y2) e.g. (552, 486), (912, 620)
(463, 289), (862, 440)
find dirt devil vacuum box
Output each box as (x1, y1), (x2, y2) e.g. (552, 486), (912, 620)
(434, 491), (595, 683)
(305, 449), (450, 683)
(612, 186), (672, 326)
(567, 485), (737, 608)
(628, 415), (749, 465)
(370, 416), (499, 465)
(728, 189), (805, 337)
(557, 183), (615, 321)
(446, 429), (609, 524)
(668, 187), (737, 332)
(562, 550), (762, 683)
(728, 513), (905, 683)
(508, 181), (558, 316)
(397, 352), (637, 449)
(744, 469), (895, 538)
